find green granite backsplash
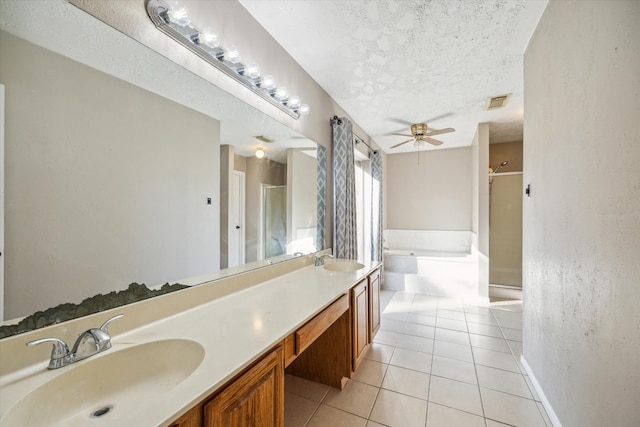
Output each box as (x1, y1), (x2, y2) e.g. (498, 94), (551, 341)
(0, 283), (189, 339)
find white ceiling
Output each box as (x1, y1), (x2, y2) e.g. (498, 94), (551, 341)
(240, 0), (548, 153)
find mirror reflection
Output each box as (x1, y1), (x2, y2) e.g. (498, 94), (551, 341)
(0, 1), (322, 335)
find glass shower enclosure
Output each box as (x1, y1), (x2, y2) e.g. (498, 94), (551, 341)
(489, 174), (523, 287)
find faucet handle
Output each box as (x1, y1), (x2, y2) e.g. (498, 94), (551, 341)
(27, 338), (71, 369)
(99, 314), (124, 334)
(27, 337), (70, 356)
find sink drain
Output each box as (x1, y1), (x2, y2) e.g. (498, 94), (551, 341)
(90, 405), (114, 419)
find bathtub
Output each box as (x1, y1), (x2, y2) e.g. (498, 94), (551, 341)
(383, 230), (479, 299)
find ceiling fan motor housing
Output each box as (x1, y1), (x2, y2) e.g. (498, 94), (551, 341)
(411, 123), (428, 136)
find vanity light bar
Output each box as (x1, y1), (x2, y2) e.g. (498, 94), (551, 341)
(146, 0), (310, 120)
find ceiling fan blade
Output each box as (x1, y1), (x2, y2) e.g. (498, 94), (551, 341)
(391, 133), (414, 137)
(426, 127), (455, 137)
(425, 137), (444, 146)
(422, 112), (453, 124)
(391, 139), (413, 149)
(387, 117), (414, 126)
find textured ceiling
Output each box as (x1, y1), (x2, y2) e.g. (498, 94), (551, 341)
(240, 0), (548, 152)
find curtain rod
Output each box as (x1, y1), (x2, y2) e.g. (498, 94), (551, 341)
(353, 133), (377, 154)
(330, 116), (378, 154)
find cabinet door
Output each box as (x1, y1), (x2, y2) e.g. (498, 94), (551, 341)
(204, 346), (284, 427)
(169, 404), (202, 427)
(368, 268), (381, 339)
(351, 279), (370, 372)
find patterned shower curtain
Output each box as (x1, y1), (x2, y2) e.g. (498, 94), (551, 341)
(332, 117), (358, 260)
(316, 144), (326, 251)
(370, 150), (383, 262)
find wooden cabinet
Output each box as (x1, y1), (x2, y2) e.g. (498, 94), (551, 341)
(170, 346), (284, 427)
(368, 267), (381, 340)
(204, 346), (284, 427)
(169, 404), (202, 427)
(351, 278), (370, 372)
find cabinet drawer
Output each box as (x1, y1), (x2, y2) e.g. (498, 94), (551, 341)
(295, 294), (349, 355)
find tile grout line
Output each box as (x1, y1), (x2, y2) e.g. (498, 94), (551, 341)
(463, 302), (489, 424)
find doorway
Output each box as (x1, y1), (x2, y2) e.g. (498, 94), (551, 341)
(489, 173), (523, 287)
(488, 140), (524, 299)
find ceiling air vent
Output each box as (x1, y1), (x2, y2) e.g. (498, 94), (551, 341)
(255, 135), (276, 143)
(485, 94), (512, 110)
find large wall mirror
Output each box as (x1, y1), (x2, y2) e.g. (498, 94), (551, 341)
(0, 1), (324, 336)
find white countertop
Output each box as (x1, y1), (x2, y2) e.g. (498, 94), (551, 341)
(0, 260), (380, 426)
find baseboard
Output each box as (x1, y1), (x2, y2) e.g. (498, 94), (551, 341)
(489, 284), (522, 301)
(520, 355), (563, 427)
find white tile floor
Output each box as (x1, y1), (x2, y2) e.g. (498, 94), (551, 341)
(284, 290), (552, 427)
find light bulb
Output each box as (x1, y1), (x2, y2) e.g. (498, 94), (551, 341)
(199, 27), (219, 48)
(413, 140), (426, 149)
(245, 63), (260, 79)
(299, 104), (310, 116)
(255, 148), (265, 159)
(165, 0), (190, 27)
(274, 87), (288, 101)
(261, 75), (276, 91)
(288, 96), (301, 109)
(225, 46), (241, 64)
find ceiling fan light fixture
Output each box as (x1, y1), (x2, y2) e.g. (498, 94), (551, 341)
(413, 139), (426, 149)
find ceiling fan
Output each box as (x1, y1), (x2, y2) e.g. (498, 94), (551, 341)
(390, 123), (455, 149)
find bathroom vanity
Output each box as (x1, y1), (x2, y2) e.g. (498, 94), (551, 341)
(0, 258), (381, 427)
(170, 264), (381, 427)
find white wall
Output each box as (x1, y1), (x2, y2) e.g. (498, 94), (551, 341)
(523, 1), (640, 426)
(1, 31), (220, 319)
(386, 148), (472, 230)
(471, 124), (490, 299)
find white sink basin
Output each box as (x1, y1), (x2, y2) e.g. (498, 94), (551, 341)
(323, 261), (365, 272)
(1, 339), (204, 426)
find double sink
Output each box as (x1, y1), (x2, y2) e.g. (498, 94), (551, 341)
(0, 258), (368, 426)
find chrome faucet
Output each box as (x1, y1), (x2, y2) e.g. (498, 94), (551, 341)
(314, 254), (334, 266)
(27, 314), (123, 369)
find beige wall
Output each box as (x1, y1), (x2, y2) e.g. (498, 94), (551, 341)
(523, 1), (640, 426)
(386, 148), (472, 231)
(489, 140), (523, 173)
(68, 0), (385, 250)
(1, 31), (220, 319)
